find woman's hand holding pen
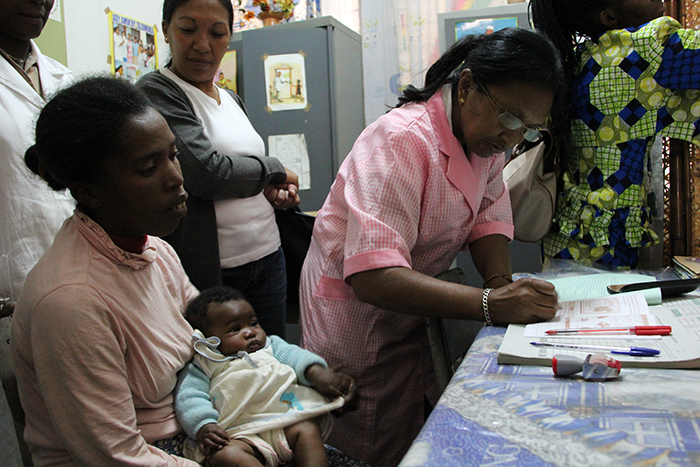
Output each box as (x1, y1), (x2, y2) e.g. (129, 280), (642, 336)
(487, 278), (558, 324)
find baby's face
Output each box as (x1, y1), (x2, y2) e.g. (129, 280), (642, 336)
(206, 300), (267, 356)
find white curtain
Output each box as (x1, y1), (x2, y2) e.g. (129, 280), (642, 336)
(319, 0), (361, 32)
(358, 0), (508, 125)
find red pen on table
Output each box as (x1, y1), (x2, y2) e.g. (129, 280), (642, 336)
(545, 325), (672, 336)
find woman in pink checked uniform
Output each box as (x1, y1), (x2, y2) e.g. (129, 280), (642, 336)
(300, 28), (564, 467)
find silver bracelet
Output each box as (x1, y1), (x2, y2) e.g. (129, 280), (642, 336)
(482, 288), (493, 326)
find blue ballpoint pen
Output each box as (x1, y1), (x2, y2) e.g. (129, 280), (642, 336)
(530, 341), (660, 357)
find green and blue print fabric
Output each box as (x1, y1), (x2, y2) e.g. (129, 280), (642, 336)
(544, 16), (700, 268)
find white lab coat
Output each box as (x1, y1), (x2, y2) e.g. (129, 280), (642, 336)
(0, 41), (74, 299)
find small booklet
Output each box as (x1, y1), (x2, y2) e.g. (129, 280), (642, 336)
(547, 273), (661, 305)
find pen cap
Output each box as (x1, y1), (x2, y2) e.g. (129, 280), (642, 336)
(582, 353), (622, 381)
(635, 326), (672, 335)
(552, 354), (584, 376)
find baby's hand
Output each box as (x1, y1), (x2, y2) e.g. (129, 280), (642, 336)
(305, 364), (359, 413)
(196, 423), (229, 455)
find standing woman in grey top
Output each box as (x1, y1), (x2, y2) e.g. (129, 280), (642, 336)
(137, 0), (299, 337)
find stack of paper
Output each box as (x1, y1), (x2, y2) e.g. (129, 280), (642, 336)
(497, 273), (700, 368)
(673, 256), (700, 279)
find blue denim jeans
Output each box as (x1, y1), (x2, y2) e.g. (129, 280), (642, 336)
(221, 247), (287, 338)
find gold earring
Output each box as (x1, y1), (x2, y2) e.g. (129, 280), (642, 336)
(459, 97), (465, 105)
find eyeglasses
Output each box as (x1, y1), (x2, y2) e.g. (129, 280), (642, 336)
(473, 78), (543, 143)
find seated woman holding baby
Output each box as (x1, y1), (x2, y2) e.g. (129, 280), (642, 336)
(10, 76), (367, 467)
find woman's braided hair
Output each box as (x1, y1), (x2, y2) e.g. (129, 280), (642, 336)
(529, 0), (619, 168)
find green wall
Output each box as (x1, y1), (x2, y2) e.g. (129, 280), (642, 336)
(34, 0), (68, 66)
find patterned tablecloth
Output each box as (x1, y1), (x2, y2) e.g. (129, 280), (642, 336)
(399, 325), (700, 467)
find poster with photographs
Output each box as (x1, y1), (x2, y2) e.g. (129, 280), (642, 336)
(263, 52), (308, 112)
(110, 12), (158, 84)
(215, 50), (237, 93)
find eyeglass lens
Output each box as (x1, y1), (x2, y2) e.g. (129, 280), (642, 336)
(496, 108), (541, 142)
(476, 78), (542, 142)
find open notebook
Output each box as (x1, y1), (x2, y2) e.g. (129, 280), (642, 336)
(497, 274), (700, 368)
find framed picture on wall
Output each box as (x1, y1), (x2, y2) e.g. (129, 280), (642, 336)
(437, 3), (530, 52)
(109, 11), (158, 84)
(215, 50), (237, 93)
(263, 52), (308, 112)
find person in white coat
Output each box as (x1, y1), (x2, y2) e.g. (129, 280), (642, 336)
(0, 0), (74, 309)
(0, 0), (73, 464)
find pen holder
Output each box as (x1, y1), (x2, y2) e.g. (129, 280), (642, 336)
(552, 353), (621, 382)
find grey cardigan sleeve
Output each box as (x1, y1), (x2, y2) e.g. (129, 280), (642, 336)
(136, 71), (287, 201)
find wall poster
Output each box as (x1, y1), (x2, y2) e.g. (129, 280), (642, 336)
(215, 50), (237, 93)
(109, 11), (158, 84)
(263, 52), (309, 112)
(268, 134), (311, 190)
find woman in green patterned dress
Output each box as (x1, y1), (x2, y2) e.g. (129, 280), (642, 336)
(531, 0), (700, 269)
